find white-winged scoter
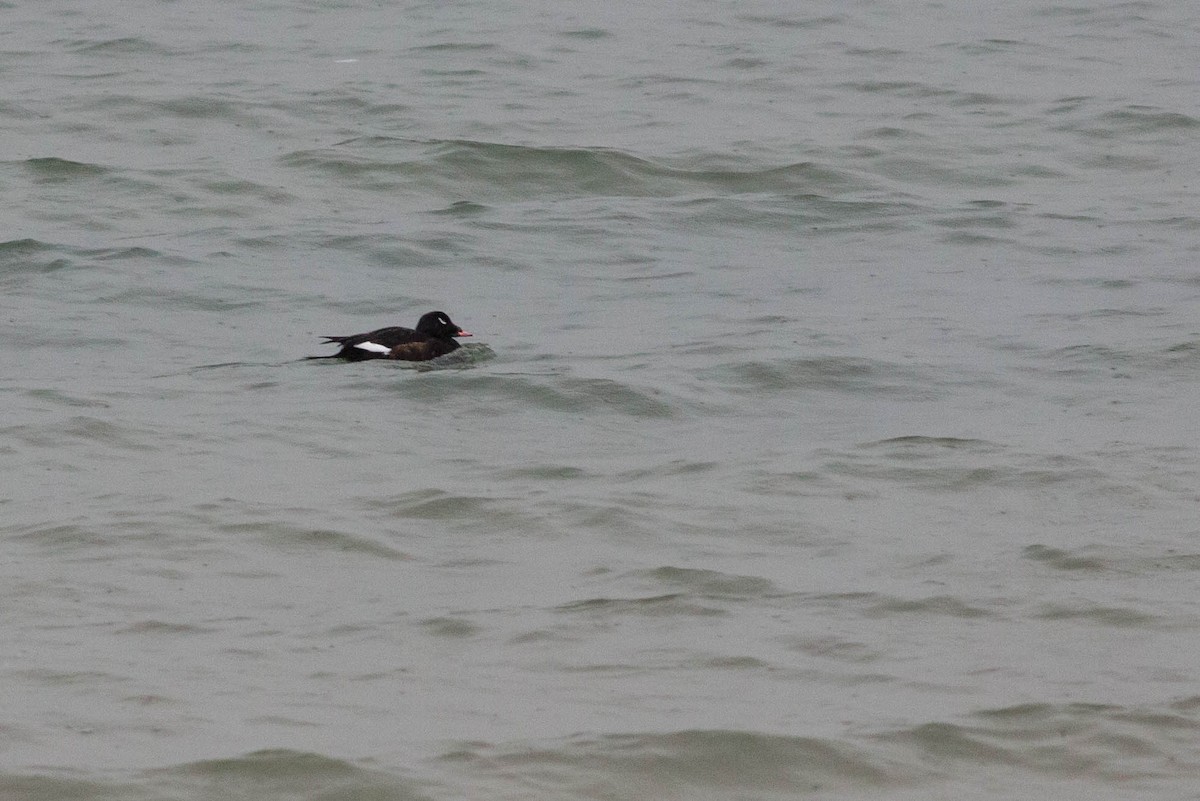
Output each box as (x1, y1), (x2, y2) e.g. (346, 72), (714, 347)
(315, 311), (473, 361)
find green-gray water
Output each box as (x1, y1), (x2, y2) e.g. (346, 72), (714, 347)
(3, 1), (1198, 798)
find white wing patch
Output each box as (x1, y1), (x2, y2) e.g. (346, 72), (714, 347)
(354, 341), (391, 354)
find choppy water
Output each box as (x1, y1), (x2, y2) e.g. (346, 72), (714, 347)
(3, 0), (1199, 798)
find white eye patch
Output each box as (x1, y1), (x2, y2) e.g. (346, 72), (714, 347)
(354, 341), (391, 354)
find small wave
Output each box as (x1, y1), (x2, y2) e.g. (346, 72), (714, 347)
(862, 436), (1001, 452)
(0, 238), (74, 281)
(1097, 107), (1200, 133)
(1029, 340), (1200, 384)
(4, 415), (156, 452)
(0, 239), (173, 291)
(149, 750), (431, 799)
(281, 137), (859, 201)
(496, 464), (590, 481)
(22, 156), (109, 181)
(867, 595), (995, 619)
(441, 729), (906, 797)
(217, 521), (410, 561)
(397, 372), (676, 417)
(60, 36), (166, 55)
(635, 565), (780, 600)
(1023, 544), (1109, 572)
(21, 389), (111, 409)
(360, 489), (555, 539)
(821, 441), (1137, 495)
(1032, 603), (1161, 628)
(560, 27), (611, 40)
(116, 620), (215, 636)
(365, 489), (510, 521)
(735, 13), (845, 29)
(877, 699), (1200, 784)
(556, 594), (726, 618)
(420, 616), (482, 638)
(698, 357), (934, 398)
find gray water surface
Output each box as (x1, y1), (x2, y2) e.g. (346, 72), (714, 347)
(3, 1), (1199, 798)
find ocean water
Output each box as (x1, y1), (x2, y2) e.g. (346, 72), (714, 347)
(3, 0), (1199, 798)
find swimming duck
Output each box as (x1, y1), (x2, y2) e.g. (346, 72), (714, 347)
(316, 311), (472, 361)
